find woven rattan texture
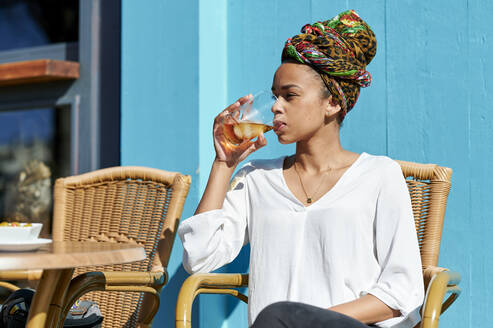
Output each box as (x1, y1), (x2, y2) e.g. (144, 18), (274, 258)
(397, 161), (452, 268)
(63, 178), (171, 327)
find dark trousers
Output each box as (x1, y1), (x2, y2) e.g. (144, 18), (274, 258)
(251, 301), (376, 328)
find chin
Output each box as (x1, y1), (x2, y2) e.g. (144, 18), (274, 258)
(277, 135), (295, 145)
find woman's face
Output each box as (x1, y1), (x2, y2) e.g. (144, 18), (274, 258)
(271, 62), (335, 144)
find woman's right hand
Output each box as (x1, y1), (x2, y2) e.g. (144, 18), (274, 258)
(213, 95), (267, 168)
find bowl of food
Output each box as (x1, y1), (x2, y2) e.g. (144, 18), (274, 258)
(0, 222), (43, 241)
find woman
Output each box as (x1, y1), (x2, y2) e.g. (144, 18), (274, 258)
(178, 10), (424, 328)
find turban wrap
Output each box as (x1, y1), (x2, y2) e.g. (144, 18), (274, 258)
(281, 10), (377, 121)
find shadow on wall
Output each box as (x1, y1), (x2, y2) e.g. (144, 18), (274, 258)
(224, 245), (250, 322)
(156, 244), (250, 327)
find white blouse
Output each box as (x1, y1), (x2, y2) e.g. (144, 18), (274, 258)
(178, 152), (424, 327)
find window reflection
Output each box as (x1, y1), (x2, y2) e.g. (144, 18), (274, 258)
(0, 108), (70, 237)
(0, 0), (78, 52)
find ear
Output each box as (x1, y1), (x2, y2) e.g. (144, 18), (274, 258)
(326, 96), (342, 117)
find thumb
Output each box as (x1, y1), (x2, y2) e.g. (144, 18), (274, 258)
(255, 132), (267, 148)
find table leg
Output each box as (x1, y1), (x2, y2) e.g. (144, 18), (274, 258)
(45, 268), (74, 328)
(26, 268), (74, 328)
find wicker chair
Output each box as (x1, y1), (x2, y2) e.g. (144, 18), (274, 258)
(175, 160), (461, 328)
(1, 166), (191, 327)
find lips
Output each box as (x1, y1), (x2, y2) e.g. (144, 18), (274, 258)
(273, 120), (286, 133)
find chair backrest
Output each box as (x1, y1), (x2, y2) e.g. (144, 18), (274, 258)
(52, 166), (191, 328)
(396, 160), (452, 268)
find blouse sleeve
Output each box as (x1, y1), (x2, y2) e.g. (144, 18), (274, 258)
(177, 164), (252, 274)
(363, 160), (425, 327)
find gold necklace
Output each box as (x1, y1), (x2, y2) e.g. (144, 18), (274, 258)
(293, 162), (330, 204)
(293, 160), (353, 204)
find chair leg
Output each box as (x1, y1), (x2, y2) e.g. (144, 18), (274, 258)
(138, 288), (161, 325)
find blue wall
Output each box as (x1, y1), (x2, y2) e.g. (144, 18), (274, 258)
(121, 1), (493, 327)
(121, 1), (199, 327)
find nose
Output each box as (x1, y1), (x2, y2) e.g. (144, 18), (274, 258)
(271, 97), (283, 114)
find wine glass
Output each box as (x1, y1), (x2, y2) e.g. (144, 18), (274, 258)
(222, 90), (277, 146)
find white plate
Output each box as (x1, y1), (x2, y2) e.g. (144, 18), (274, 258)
(0, 238), (52, 252)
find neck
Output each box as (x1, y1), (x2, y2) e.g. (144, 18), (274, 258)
(294, 124), (348, 173)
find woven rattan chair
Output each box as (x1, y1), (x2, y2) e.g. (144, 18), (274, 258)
(175, 160), (461, 328)
(0, 166), (191, 327)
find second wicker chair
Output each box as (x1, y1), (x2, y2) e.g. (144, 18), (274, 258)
(52, 166), (191, 327)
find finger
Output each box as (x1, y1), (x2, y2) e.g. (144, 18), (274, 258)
(218, 112), (235, 125)
(237, 142), (258, 160)
(219, 94), (252, 119)
(247, 94), (254, 105)
(224, 100), (241, 113)
(255, 132), (267, 147)
(216, 102), (240, 124)
(237, 94), (253, 106)
(233, 110), (240, 120)
(225, 96), (248, 114)
(247, 139), (263, 154)
(230, 141), (253, 158)
(243, 135), (266, 155)
(237, 139), (254, 151)
(226, 94), (252, 122)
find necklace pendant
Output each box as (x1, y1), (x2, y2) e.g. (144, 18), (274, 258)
(306, 197), (312, 204)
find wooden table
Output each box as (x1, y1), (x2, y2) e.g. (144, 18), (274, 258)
(0, 241), (146, 327)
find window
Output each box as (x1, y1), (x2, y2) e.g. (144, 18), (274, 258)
(0, 0), (120, 236)
(0, 107), (70, 236)
(0, 0), (78, 52)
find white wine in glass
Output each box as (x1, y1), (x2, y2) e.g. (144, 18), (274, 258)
(222, 90), (276, 146)
(223, 121), (274, 145)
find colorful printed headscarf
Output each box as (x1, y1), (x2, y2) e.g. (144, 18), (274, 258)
(281, 10), (377, 120)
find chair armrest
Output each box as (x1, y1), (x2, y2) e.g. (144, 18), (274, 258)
(0, 270), (43, 292)
(422, 266), (447, 290)
(58, 270), (167, 327)
(176, 273), (249, 328)
(95, 271), (167, 287)
(421, 267), (461, 328)
(0, 281), (20, 291)
(0, 270), (43, 281)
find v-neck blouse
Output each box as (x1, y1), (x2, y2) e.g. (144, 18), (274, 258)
(279, 153), (364, 208)
(178, 153), (424, 328)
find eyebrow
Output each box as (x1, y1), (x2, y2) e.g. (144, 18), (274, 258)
(271, 84), (302, 91)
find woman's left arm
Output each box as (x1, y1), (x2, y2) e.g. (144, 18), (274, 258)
(329, 294), (401, 324)
(332, 159), (425, 325)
